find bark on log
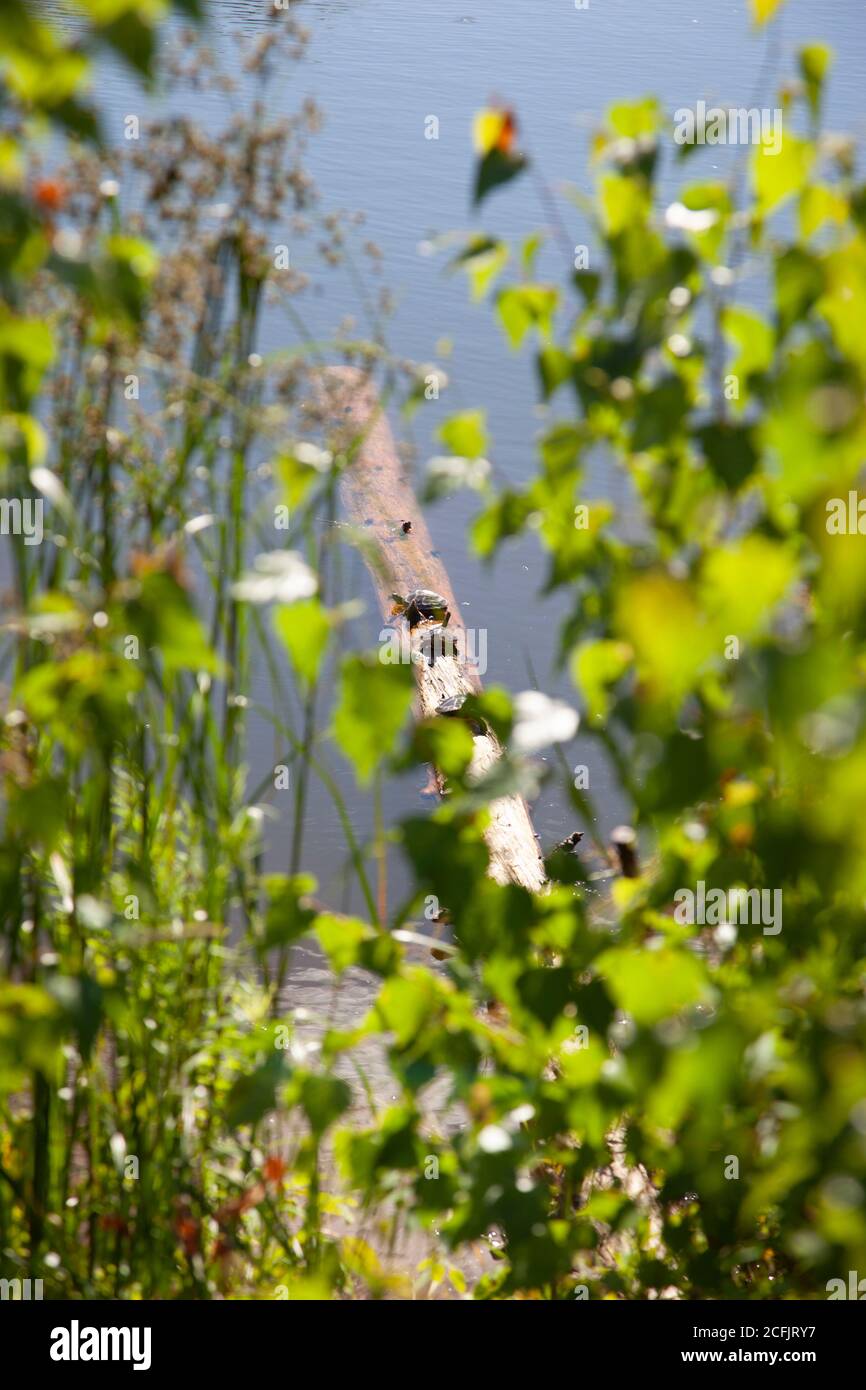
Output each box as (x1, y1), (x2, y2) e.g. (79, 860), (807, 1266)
(321, 366), (546, 894)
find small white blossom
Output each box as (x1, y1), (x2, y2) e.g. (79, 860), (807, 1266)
(512, 691), (579, 754)
(232, 551), (317, 605)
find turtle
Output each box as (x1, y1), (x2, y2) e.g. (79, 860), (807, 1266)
(419, 624), (456, 668)
(390, 587), (451, 628)
(436, 692), (487, 736)
(437, 694), (468, 715)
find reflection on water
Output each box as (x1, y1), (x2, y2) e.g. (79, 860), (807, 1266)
(283, 940), (461, 1125)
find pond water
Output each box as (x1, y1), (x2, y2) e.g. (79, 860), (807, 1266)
(49, 0), (866, 919)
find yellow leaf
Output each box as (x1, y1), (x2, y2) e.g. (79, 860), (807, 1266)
(616, 573), (714, 707)
(750, 0), (785, 25)
(799, 183), (848, 240)
(474, 109), (502, 155)
(752, 133), (814, 218)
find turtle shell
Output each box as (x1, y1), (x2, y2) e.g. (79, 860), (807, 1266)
(401, 588), (451, 630)
(436, 692), (487, 735)
(437, 694), (467, 715)
(407, 589), (448, 613)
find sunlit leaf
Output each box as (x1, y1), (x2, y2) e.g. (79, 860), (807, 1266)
(333, 654), (415, 785)
(261, 874), (317, 950)
(701, 536), (797, 638)
(572, 640), (632, 721)
(472, 108), (527, 206)
(496, 285), (559, 350)
(597, 947), (707, 1025)
(799, 42), (833, 120)
(752, 133), (814, 217)
(274, 597), (331, 689)
(437, 409), (489, 460)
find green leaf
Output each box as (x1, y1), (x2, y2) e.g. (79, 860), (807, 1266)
(600, 173), (650, 236)
(799, 43), (833, 120)
(597, 947), (707, 1025)
(0, 314), (55, 409)
(701, 536), (797, 638)
(496, 285), (559, 350)
(723, 305), (774, 408)
(333, 654), (415, 785)
(471, 491), (534, 558)
(45, 974), (102, 1062)
(409, 716), (475, 781)
(631, 376), (690, 450)
(274, 598), (331, 690)
(516, 966), (579, 1028)
(0, 983), (64, 1089)
(775, 247), (825, 337)
(227, 1053), (289, 1129)
(437, 409), (489, 460)
(450, 236), (510, 300)
(289, 1072), (351, 1136)
(571, 640), (632, 721)
(49, 97), (100, 143)
(99, 11), (156, 81)
(314, 912), (374, 975)
(6, 777), (67, 851)
(608, 96), (661, 139)
(371, 971), (444, 1049)
(799, 184), (847, 240)
(817, 239), (866, 375)
(697, 423), (759, 491)
(261, 873), (317, 949)
(752, 133), (815, 217)
(521, 232), (544, 274)
(537, 345), (572, 399)
(473, 149), (528, 207)
(615, 573), (714, 709)
(676, 181), (732, 261)
(127, 572), (223, 675)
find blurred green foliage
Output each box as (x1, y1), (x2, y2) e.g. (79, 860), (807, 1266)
(1, 0), (865, 1302)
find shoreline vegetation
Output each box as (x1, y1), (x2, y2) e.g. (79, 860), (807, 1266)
(2, 0), (866, 1302)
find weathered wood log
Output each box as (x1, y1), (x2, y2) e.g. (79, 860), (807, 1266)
(321, 366), (546, 894)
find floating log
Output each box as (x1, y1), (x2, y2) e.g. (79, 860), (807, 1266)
(322, 366), (546, 894)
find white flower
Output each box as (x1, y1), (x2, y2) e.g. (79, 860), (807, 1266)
(425, 455), (491, 492)
(294, 441), (333, 472)
(478, 1124), (512, 1154)
(508, 1103), (535, 1127)
(664, 201), (719, 233)
(231, 551), (317, 605)
(109, 1132), (127, 1170)
(512, 691), (579, 755)
(184, 513), (216, 535)
(30, 466), (72, 515)
(53, 228), (83, 259)
(667, 333), (692, 358)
